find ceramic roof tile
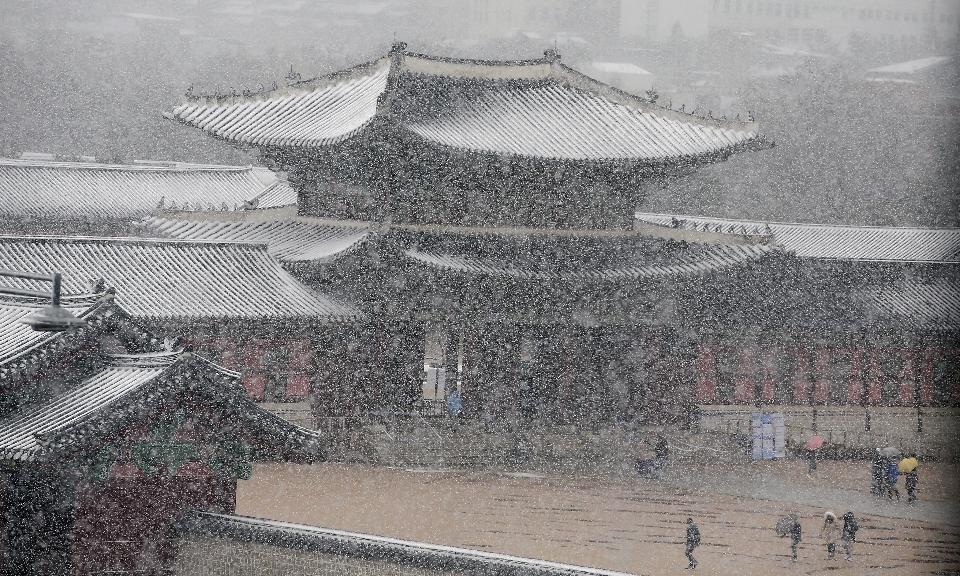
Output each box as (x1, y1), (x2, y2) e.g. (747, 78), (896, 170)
(0, 236), (357, 320)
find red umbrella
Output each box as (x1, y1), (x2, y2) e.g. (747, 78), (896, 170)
(804, 435), (825, 451)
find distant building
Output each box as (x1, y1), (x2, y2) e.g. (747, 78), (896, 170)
(620, 0), (960, 53)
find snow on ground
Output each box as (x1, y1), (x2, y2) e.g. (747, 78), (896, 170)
(238, 460), (960, 576)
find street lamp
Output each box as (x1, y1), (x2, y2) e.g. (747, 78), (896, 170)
(0, 269), (87, 332)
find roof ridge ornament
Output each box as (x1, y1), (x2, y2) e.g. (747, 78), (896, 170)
(285, 65), (302, 86)
(543, 48), (561, 63)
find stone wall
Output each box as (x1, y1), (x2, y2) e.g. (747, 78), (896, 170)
(175, 535), (441, 576)
(698, 405), (960, 458)
(173, 512), (636, 576)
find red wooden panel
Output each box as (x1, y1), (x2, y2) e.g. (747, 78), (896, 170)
(240, 340), (268, 401)
(760, 349), (777, 403)
(867, 351), (883, 405)
(812, 348), (830, 404)
(286, 374), (311, 399)
(792, 348), (811, 403)
(847, 349), (864, 404)
(897, 349), (916, 406)
(733, 348), (756, 404)
(695, 345), (717, 403)
(919, 348), (935, 405)
(287, 338), (315, 370)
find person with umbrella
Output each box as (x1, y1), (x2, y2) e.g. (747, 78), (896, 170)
(886, 456), (901, 501)
(776, 513), (802, 561)
(805, 435), (824, 473)
(900, 453), (919, 503)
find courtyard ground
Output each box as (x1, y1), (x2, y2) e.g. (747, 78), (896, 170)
(238, 460), (960, 576)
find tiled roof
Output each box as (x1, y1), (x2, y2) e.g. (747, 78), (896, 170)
(0, 237), (358, 321)
(0, 294), (109, 366)
(635, 212), (960, 263)
(402, 77), (759, 161)
(169, 58), (391, 148)
(0, 158), (296, 221)
(860, 280), (960, 330)
(169, 49), (765, 162)
(180, 512), (639, 576)
(0, 352), (323, 462)
(142, 217), (370, 263)
(403, 242), (772, 280)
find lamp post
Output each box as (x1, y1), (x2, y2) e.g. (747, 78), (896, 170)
(0, 269), (87, 331)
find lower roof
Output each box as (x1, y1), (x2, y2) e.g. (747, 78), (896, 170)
(142, 217), (371, 263)
(0, 236), (358, 321)
(403, 242), (773, 281)
(635, 212), (960, 263)
(0, 352), (322, 463)
(0, 294), (110, 366)
(0, 158), (296, 221)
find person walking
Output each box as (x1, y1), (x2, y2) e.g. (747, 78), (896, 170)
(841, 512), (859, 561)
(886, 458), (901, 501)
(901, 454), (919, 503)
(820, 511), (839, 559)
(871, 450), (885, 497)
(684, 517), (701, 569)
(790, 514), (802, 561)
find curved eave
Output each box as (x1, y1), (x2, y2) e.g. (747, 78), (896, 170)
(167, 57), (391, 149)
(400, 126), (771, 166)
(403, 244), (774, 281)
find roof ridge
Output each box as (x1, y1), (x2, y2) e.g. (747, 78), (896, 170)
(0, 157), (257, 173)
(174, 55), (392, 106)
(0, 234), (273, 251)
(635, 211), (960, 232)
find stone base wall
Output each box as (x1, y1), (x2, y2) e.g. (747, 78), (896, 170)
(698, 405), (960, 459)
(259, 402), (313, 429)
(175, 535), (440, 576)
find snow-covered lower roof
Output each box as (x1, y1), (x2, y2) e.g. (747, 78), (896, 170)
(401, 232), (774, 281)
(143, 217), (371, 263)
(0, 352), (323, 462)
(0, 158), (296, 221)
(0, 236), (358, 321)
(859, 279), (960, 331)
(0, 294), (113, 366)
(634, 212), (960, 263)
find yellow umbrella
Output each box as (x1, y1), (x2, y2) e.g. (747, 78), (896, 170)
(898, 457), (918, 473)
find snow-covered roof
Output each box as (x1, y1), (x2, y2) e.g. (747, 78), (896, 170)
(0, 236), (358, 320)
(169, 45), (766, 162)
(143, 217), (371, 263)
(634, 212), (960, 263)
(0, 294), (113, 366)
(0, 352), (322, 462)
(0, 158), (296, 221)
(400, 231), (774, 281)
(860, 279), (960, 331)
(866, 56), (950, 75)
